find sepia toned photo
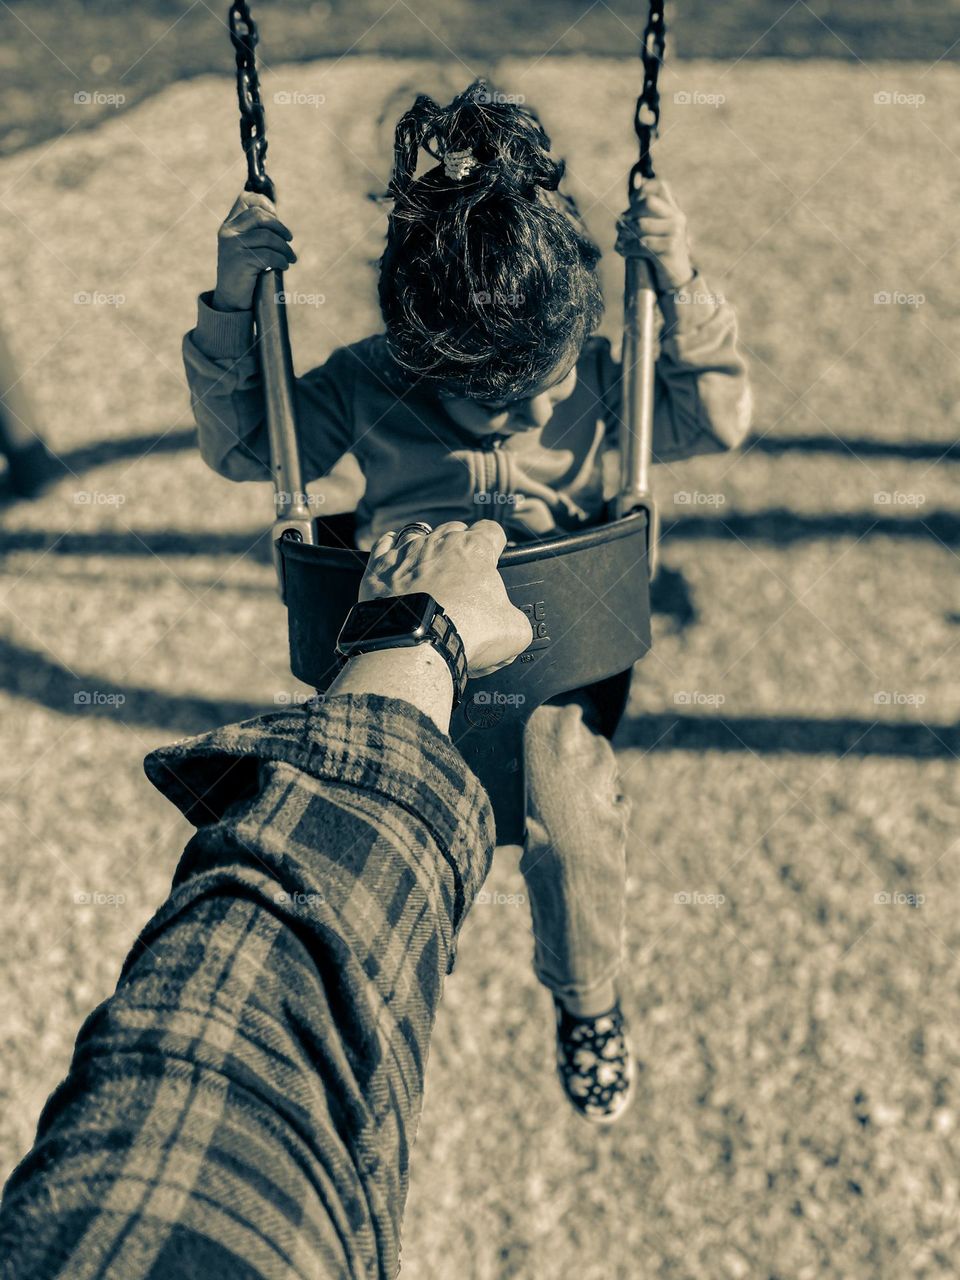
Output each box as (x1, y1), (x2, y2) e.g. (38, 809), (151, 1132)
(0, 2), (956, 1276)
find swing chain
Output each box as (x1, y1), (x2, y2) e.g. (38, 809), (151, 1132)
(228, 1), (276, 202)
(629, 0), (666, 196)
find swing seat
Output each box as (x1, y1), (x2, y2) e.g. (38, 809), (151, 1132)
(279, 509), (652, 843)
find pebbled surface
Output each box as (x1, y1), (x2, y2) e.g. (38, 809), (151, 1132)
(0, 56), (958, 1279)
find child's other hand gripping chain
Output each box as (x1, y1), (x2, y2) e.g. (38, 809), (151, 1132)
(213, 191), (297, 314)
(615, 177), (694, 292)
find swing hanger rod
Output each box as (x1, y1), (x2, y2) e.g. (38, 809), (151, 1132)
(617, 0), (666, 579)
(228, 2), (314, 596)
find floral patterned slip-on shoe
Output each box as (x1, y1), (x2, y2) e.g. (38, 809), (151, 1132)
(553, 995), (635, 1125)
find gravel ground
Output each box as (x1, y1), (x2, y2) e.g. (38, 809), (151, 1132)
(0, 56), (958, 1278)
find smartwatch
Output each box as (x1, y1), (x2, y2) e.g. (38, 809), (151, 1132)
(335, 593), (469, 707)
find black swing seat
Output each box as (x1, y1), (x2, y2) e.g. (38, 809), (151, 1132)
(279, 509), (652, 844)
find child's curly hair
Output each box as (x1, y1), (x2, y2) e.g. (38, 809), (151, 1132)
(378, 79), (604, 403)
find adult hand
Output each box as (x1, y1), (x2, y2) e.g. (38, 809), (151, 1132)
(212, 191), (297, 313)
(360, 521), (533, 677)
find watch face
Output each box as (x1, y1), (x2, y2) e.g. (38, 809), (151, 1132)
(337, 593), (437, 652)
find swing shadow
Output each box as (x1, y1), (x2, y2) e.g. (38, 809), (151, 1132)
(2, 630), (953, 760)
(1, 426), (956, 512)
(55, 427), (198, 474)
(3, 507), (957, 564)
(662, 509), (960, 546)
(1, 427), (956, 743)
(0, 635), (263, 738)
(614, 712), (959, 759)
(746, 435), (960, 463)
(0, 527), (275, 563)
(0, 429), (198, 508)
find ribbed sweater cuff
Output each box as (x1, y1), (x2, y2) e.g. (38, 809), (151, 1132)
(191, 290), (255, 358)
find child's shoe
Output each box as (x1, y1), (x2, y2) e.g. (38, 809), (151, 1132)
(553, 995), (634, 1125)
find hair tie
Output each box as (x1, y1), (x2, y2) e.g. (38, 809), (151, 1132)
(443, 148), (479, 181)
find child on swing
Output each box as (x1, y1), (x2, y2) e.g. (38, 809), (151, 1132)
(184, 81), (751, 1125)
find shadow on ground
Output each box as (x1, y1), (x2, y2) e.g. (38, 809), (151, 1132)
(2, 428), (957, 743)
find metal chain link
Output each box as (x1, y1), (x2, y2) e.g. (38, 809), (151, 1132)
(629, 0), (666, 196)
(228, 1), (276, 201)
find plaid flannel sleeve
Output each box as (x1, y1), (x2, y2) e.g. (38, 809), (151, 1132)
(0, 693), (494, 1280)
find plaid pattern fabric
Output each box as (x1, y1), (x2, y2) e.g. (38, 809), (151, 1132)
(0, 694), (494, 1280)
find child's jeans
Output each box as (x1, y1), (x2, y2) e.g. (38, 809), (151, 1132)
(520, 686), (630, 1003)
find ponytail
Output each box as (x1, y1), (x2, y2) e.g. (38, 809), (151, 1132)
(390, 93), (446, 200)
(378, 79), (604, 401)
(387, 80), (565, 206)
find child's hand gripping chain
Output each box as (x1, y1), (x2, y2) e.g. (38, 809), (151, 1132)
(213, 191), (298, 314)
(615, 177), (695, 294)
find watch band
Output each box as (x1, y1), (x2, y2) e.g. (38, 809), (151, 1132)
(423, 601), (469, 707)
(336, 595), (469, 708)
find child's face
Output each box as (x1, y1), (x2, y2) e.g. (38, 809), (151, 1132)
(439, 360), (578, 438)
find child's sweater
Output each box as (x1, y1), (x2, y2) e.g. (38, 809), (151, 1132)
(183, 280), (751, 548)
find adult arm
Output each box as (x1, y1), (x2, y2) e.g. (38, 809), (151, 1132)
(0, 695), (492, 1280)
(0, 522), (530, 1280)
